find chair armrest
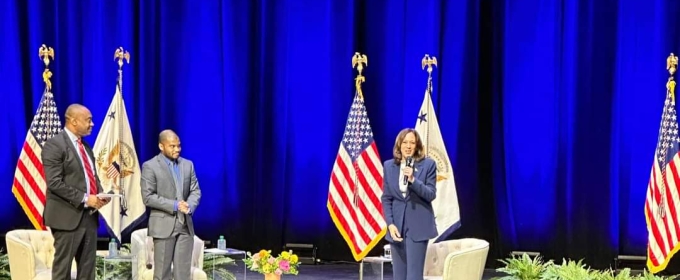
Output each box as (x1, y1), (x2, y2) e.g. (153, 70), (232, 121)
(442, 246), (489, 280)
(139, 266), (154, 280)
(6, 236), (37, 280)
(191, 267), (208, 280)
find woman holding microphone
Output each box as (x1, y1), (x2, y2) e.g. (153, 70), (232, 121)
(381, 128), (438, 280)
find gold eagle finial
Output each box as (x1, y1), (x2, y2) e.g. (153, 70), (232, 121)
(352, 52), (368, 99)
(422, 54), (437, 74)
(668, 53), (678, 76)
(38, 44), (55, 91)
(114, 47), (130, 70)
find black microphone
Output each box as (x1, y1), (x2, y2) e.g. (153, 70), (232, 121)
(404, 156), (413, 185)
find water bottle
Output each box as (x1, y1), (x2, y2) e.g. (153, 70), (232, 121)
(217, 235), (226, 251)
(108, 238), (118, 258)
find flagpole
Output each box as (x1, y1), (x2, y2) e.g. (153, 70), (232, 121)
(351, 52), (368, 207)
(36, 44), (55, 232)
(658, 53), (679, 219)
(421, 54), (438, 153)
(39, 44), (55, 232)
(114, 47), (130, 240)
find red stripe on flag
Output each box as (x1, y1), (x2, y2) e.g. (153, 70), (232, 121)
(360, 146), (384, 213)
(17, 158), (47, 205)
(353, 160), (382, 235)
(652, 166), (662, 206)
(666, 161), (680, 236)
(333, 156), (372, 245)
(648, 164), (672, 265)
(23, 141), (45, 180)
(12, 178), (45, 229)
(648, 246), (658, 267)
(656, 168), (676, 252)
(647, 198), (667, 259)
(327, 193), (362, 254)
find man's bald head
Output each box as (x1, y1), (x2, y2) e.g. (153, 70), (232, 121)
(65, 104), (88, 121)
(158, 129), (181, 160)
(158, 129), (179, 144)
(64, 103), (93, 138)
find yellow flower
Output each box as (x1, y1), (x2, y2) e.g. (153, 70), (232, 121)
(258, 250), (268, 258)
(291, 254), (298, 263)
(281, 251), (291, 259)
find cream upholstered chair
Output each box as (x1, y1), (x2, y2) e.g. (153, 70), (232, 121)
(423, 238), (490, 280)
(5, 229), (78, 280)
(130, 228), (207, 280)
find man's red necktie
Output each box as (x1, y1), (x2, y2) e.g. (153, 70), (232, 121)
(77, 139), (98, 196)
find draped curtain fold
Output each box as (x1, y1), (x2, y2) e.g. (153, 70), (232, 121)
(0, 0), (675, 267)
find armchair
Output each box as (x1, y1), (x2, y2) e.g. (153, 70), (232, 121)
(130, 228), (207, 280)
(5, 229), (77, 280)
(423, 238), (490, 280)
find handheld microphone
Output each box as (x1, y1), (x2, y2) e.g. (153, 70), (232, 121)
(404, 156), (413, 185)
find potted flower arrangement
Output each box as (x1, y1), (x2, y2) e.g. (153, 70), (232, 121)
(244, 249), (300, 280)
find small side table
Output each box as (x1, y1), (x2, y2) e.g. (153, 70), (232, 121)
(100, 254), (136, 280)
(360, 256), (391, 280)
(205, 248), (248, 280)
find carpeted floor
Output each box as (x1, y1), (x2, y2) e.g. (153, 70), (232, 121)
(213, 262), (505, 279)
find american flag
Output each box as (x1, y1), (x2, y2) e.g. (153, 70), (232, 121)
(11, 89), (62, 230)
(327, 94), (386, 261)
(646, 85), (680, 273)
(107, 162), (120, 179)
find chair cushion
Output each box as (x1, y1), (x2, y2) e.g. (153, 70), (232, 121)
(9, 230), (55, 272)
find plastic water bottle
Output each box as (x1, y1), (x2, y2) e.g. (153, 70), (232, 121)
(108, 238), (118, 258)
(217, 235), (226, 251)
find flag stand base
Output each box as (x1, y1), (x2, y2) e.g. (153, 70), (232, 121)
(510, 251), (540, 257)
(283, 243), (318, 265)
(614, 255), (646, 271)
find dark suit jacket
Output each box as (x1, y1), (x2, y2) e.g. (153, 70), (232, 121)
(140, 154), (202, 238)
(381, 157), (438, 242)
(42, 130), (103, 231)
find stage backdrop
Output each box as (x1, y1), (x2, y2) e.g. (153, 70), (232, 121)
(1, 0), (679, 268)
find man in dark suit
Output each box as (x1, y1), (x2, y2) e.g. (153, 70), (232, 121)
(42, 103), (110, 280)
(141, 129), (201, 280)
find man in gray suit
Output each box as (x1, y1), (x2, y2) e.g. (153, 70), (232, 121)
(141, 129), (202, 280)
(42, 103), (110, 280)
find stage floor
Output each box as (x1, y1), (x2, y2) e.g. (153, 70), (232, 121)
(233, 263), (504, 279)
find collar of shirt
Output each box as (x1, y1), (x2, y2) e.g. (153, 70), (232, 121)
(161, 154), (180, 167)
(64, 127), (79, 144)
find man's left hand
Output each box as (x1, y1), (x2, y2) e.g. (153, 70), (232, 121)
(179, 200), (190, 214)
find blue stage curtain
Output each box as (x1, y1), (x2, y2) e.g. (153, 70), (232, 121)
(489, 0), (680, 268)
(0, 0), (676, 267)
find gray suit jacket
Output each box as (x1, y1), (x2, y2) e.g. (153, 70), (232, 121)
(140, 154), (201, 238)
(381, 157), (438, 242)
(42, 130), (104, 230)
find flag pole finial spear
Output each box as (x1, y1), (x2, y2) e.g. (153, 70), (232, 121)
(667, 53), (677, 102)
(114, 47), (130, 93)
(422, 54), (437, 95)
(38, 44), (55, 91)
(420, 54), (438, 158)
(422, 54), (437, 78)
(114, 47), (130, 70)
(352, 52), (368, 99)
